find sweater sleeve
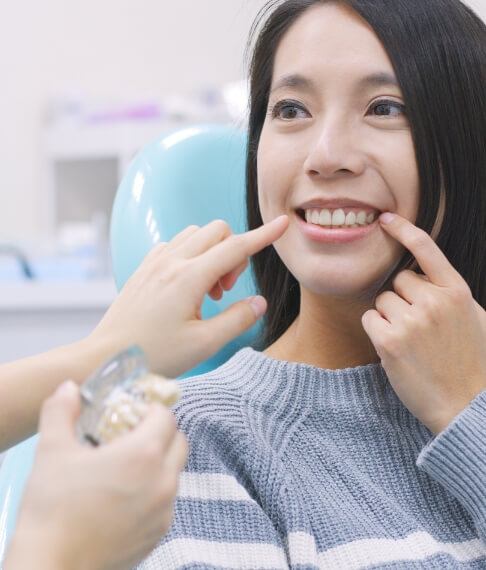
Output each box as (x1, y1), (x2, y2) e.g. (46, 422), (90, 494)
(416, 388), (486, 542)
(135, 388), (289, 570)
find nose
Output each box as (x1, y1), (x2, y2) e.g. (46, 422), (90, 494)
(303, 118), (366, 179)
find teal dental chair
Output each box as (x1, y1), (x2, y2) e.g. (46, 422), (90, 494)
(0, 123), (260, 561)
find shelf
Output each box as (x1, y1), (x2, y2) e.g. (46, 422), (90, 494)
(0, 279), (117, 312)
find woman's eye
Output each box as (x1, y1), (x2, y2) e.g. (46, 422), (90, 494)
(268, 98), (406, 121)
(269, 100), (309, 121)
(368, 99), (406, 118)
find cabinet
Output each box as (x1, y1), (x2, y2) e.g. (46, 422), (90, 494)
(42, 119), (193, 240)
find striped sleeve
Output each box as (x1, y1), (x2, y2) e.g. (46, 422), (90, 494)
(136, 471), (288, 569)
(416, 388), (486, 542)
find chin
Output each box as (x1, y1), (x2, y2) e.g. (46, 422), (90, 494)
(294, 265), (392, 300)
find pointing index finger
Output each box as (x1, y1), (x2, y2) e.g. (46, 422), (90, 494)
(379, 212), (463, 287)
(196, 215), (289, 290)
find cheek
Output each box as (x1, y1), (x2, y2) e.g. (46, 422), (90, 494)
(257, 131), (303, 221)
(376, 132), (420, 222)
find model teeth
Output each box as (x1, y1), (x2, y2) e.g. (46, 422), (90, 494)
(304, 208), (377, 228)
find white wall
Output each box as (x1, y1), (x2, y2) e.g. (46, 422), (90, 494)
(0, 0), (484, 246)
(0, 0), (266, 245)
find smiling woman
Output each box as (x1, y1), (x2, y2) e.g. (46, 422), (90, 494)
(247, 0), (486, 358)
(137, 1), (486, 569)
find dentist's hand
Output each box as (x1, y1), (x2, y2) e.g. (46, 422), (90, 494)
(89, 215), (289, 377)
(0, 215), (288, 452)
(4, 380), (187, 570)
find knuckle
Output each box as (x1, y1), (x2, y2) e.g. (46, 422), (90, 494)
(392, 269), (411, 288)
(361, 308), (373, 321)
(401, 310), (418, 328)
(211, 219), (231, 233)
(176, 226), (198, 239)
(374, 291), (392, 308)
(420, 296), (443, 321)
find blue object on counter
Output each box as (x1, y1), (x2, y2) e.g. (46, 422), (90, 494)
(0, 245), (34, 280)
(0, 253), (108, 282)
(110, 123), (259, 378)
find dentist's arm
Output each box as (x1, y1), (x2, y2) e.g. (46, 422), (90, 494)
(0, 337), (123, 452)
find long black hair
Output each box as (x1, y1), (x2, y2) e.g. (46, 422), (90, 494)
(244, 0), (486, 350)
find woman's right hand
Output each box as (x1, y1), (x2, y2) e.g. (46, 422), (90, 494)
(89, 215), (289, 378)
(4, 380), (188, 570)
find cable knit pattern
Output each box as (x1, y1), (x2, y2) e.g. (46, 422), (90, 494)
(137, 347), (486, 569)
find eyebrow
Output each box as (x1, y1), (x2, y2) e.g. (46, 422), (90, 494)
(270, 72), (400, 94)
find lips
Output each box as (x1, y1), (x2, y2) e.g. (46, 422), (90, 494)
(296, 198), (382, 214)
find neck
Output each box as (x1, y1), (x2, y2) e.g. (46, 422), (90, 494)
(264, 289), (380, 370)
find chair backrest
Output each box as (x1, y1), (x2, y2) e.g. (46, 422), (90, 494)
(0, 435), (38, 562)
(0, 123), (257, 562)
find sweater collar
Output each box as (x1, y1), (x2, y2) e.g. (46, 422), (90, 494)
(221, 346), (397, 410)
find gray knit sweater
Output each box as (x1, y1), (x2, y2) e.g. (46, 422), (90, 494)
(138, 347), (486, 569)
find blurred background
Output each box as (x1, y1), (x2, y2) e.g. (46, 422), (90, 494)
(0, 0), (268, 363)
(0, 0), (484, 364)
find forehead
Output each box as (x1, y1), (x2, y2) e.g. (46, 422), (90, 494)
(272, 3), (396, 86)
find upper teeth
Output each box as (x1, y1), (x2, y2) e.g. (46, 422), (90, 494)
(304, 208), (377, 227)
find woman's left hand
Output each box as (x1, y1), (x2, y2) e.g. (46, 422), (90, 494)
(361, 213), (486, 435)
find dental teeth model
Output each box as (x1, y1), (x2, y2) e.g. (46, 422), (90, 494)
(96, 374), (181, 444)
(76, 346), (181, 446)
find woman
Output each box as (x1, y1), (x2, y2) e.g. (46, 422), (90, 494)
(2, 216), (289, 569)
(137, 0), (486, 568)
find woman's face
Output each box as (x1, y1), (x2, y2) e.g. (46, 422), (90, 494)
(257, 3), (419, 299)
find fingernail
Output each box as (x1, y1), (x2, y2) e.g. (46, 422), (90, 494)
(379, 212), (396, 224)
(247, 295), (267, 318)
